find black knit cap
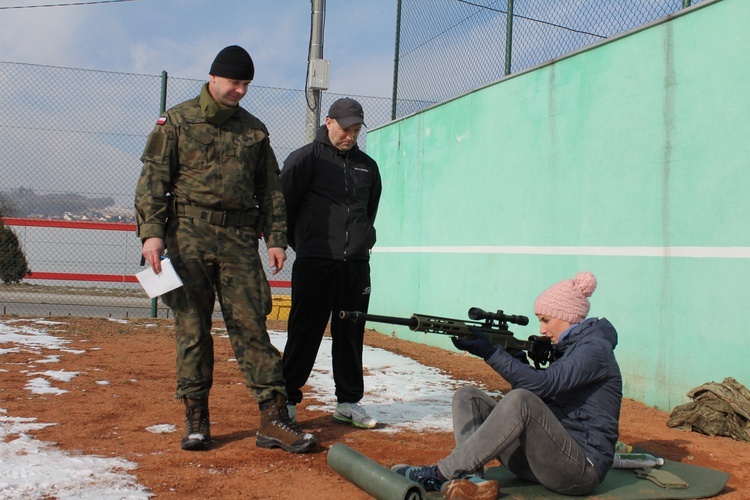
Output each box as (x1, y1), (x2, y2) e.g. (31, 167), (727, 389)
(209, 45), (255, 80)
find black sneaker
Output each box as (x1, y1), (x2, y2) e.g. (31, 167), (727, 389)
(392, 464), (446, 491)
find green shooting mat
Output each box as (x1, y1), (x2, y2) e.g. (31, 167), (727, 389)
(329, 443), (729, 500)
(473, 453), (730, 499)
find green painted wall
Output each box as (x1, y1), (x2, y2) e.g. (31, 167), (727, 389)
(365, 0), (750, 411)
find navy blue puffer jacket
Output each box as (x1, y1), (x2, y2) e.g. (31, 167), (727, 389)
(486, 317), (622, 481)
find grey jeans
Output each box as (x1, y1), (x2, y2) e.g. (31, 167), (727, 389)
(438, 386), (600, 495)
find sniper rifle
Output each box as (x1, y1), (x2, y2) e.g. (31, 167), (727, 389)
(339, 307), (555, 369)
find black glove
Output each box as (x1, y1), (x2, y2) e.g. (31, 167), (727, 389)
(507, 348), (530, 365)
(452, 329), (496, 360)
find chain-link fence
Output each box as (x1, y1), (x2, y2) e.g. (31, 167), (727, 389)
(1, 1), (709, 317)
(0, 61), (391, 317)
(392, 0), (704, 118)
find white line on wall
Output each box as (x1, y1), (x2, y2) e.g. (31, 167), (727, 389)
(373, 246), (750, 259)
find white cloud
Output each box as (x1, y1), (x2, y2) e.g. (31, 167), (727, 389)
(0, 1), (397, 97)
(0, 1), (400, 207)
(0, 5), (91, 67)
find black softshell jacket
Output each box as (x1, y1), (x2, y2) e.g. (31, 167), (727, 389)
(280, 125), (382, 261)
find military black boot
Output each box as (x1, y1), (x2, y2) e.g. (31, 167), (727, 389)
(181, 397), (210, 451)
(256, 393), (317, 453)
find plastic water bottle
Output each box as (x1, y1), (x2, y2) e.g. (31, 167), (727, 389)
(615, 441), (633, 453)
(613, 453), (665, 469)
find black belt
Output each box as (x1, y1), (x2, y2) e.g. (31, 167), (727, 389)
(174, 203), (258, 227)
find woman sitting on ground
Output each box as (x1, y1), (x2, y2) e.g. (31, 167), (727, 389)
(394, 271), (623, 498)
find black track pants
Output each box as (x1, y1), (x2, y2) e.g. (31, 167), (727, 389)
(282, 257), (371, 405)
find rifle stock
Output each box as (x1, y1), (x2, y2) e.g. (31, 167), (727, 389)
(339, 309), (555, 369)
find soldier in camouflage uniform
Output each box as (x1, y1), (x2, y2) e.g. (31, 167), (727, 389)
(134, 45), (316, 454)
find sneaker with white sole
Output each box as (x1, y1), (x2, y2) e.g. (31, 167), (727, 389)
(392, 464), (446, 491)
(332, 402), (378, 429)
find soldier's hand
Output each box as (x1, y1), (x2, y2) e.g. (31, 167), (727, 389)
(142, 237), (165, 273)
(267, 247), (286, 274)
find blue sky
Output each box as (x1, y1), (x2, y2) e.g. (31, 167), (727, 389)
(0, 0), (398, 97)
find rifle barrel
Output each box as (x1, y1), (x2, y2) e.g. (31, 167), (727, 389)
(340, 310), (555, 368)
(339, 311), (419, 330)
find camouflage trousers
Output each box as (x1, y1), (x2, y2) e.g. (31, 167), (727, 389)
(161, 216), (285, 403)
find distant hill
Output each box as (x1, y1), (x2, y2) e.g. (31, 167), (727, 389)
(0, 188), (116, 218)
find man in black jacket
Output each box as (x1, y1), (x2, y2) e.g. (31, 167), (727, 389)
(280, 98), (382, 428)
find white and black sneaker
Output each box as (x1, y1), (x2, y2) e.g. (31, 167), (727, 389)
(332, 402), (378, 429)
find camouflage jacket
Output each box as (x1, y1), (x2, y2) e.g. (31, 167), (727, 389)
(135, 84), (287, 248)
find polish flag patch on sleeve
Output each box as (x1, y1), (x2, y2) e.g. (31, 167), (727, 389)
(156, 116), (167, 125)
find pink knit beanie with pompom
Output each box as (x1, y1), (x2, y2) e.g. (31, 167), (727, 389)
(534, 271), (598, 324)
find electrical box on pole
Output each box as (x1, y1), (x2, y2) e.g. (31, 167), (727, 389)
(308, 58), (330, 90)
(305, 0), (326, 142)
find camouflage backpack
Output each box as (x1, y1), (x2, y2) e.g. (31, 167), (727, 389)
(667, 377), (750, 442)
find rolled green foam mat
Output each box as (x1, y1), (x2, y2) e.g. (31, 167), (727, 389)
(327, 443), (427, 500)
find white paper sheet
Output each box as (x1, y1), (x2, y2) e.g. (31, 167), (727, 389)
(135, 258), (184, 298)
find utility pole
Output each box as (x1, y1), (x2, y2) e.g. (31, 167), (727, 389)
(305, 0), (329, 143)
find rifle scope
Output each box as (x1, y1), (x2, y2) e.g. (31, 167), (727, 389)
(468, 307), (529, 326)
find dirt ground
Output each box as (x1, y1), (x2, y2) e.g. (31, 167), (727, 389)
(0, 316), (748, 499)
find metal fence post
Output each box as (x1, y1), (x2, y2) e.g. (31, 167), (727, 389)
(391, 0), (403, 121)
(150, 70), (169, 319)
(504, 0), (514, 76)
